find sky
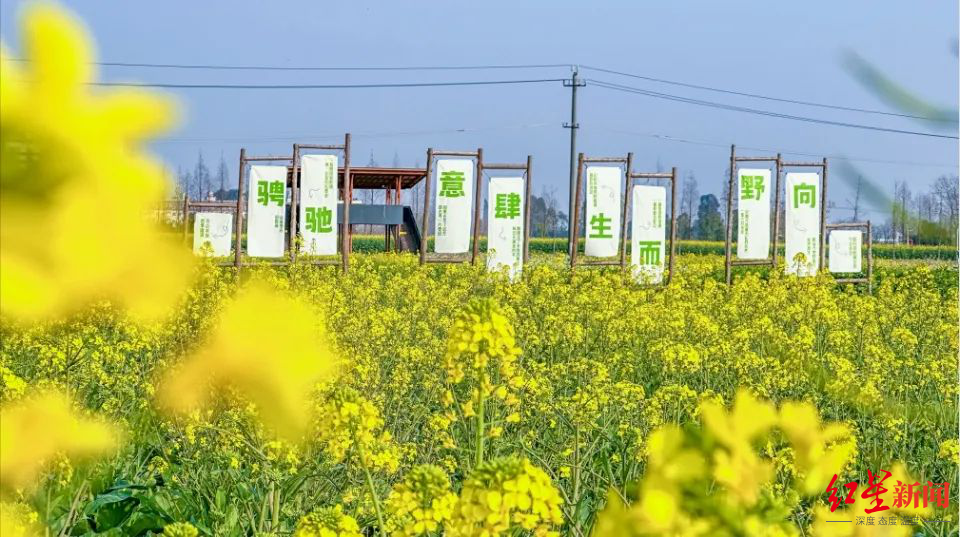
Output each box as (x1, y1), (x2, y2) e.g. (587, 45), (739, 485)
(1, 0), (957, 222)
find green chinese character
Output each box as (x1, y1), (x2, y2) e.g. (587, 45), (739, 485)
(494, 193), (521, 219)
(256, 180), (269, 206)
(589, 213), (613, 239)
(439, 170), (465, 198)
(741, 175), (764, 201)
(636, 240), (661, 265)
(269, 181), (285, 206)
(306, 207), (333, 233)
(793, 183), (816, 208)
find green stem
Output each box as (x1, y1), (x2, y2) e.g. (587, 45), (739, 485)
(258, 486), (270, 534)
(573, 426), (581, 505)
(357, 444), (386, 533)
(271, 481), (280, 531)
(475, 386), (486, 468)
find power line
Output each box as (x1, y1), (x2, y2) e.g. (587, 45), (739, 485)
(20, 55), (949, 123)
(153, 123), (554, 144)
(65, 60), (573, 72)
(594, 125), (958, 168)
(587, 79), (959, 140)
(581, 64), (947, 122)
(92, 78), (566, 90)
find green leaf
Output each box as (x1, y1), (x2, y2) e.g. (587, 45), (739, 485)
(83, 492), (139, 531)
(123, 510), (167, 537)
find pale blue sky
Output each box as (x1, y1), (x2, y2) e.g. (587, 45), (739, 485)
(1, 1), (957, 220)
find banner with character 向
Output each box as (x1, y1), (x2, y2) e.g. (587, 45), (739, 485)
(785, 172), (820, 276)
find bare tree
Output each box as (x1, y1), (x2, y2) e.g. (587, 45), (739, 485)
(933, 175), (958, 239)
(194, 151), (210, 201)
(542, 187), (559, 237)
(678, 172), (699, 239)
(892, 181), (913, 243)
(216, 152), (229, 200)
(365, 150), (378, 232)
(845, 175), (863, 222)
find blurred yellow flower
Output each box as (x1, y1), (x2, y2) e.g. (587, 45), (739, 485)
(158, 280), (338, 440)
(0, 3), (191, 320)
(0, 501), (41, 537)
(0, 390), (116, 492)
(780, 401), (857, 495)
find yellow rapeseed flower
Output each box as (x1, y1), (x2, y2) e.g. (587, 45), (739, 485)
(0, 390), (116, 492)
(294, 505), (362, 537)
(158, 280), (338, 440)
(0, 4), (191, 320)
(0, 501), (41, 537)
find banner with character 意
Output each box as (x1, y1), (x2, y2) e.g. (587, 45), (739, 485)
(434, 159), (474, 254)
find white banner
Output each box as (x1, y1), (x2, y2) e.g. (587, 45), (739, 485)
(299, 154), (338, 255)
(193, 212), (233, 257)
(584, 166), (621, 257)
(829, 230), (862, 273)
(486, 178), (525, 280)
(247, 165), (287, 258)
(785, 172), (821, 276)
(631, 185), (666, 284)
(736, 168), (771, 260)
(434, 159), (474, 254)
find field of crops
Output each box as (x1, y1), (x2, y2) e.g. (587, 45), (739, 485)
(2, 5), (959, 537)
(3, 253), (958, 536)
(348, 236), (960, 262)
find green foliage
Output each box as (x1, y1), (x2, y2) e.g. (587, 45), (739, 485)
(3, 253), (957, 535)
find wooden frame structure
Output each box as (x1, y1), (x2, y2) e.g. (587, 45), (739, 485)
(570, 153), (679, 284)
(724, 144), (828, 284)
(419, 148), (484, 265)
(290, 134), (352, 270)
(570, 153), (631, 268)
(826, 221), (873, 292)
(624, 167), (679, 284)
(477, 156), (534, 265)
(724, 145), (783, 284)
(180, 196), (236, 246)
(232, 150), (294, 268)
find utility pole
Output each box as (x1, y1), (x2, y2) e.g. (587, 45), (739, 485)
(563, 66), (585, 257)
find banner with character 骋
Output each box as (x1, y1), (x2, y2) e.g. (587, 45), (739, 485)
(247, 165), (287, 258)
